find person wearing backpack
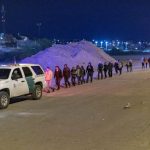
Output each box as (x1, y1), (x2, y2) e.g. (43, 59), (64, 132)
(71, 67), (77, 86)
(63, 64), (71, 88)
(76, 65), (82, 85)
(114, 61), (119, 74)
(86, 62), (94, 83)
(108, 62), (113, 77)
(97, 61), (104, 80)
(103, 62), (108, 78)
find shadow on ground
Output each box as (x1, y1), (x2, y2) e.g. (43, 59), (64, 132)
(10, 96), (32, 104)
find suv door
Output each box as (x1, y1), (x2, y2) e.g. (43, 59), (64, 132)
(11, 68), (29, 97)
(22, 67), (35, 93)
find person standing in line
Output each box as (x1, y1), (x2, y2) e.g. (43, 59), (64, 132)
(54, 66), (62, 90)
(45, 67), (53, 93)
(114, 61), (119, 74)
(97, 61), (104, 80)
(141, 57), (145, 69)
(71, 67), (77, 86)
(86, 62), (94, 83)
(76, 65), (82, 85)
(143, 57), (147, 68)
(125, 61), (129, 72)
(145, 58), (148, 69)
(81, 66), (86, 84)
(63, 64), (71, 88)
(148, 57), (150, 68)
(103, 62), (108, 78)
(108, 62), (113, 77)
(129, 59), (133, 72)
(118, 61), (123, 75)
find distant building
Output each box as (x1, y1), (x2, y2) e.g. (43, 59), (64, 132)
(0, 33), (17, 47)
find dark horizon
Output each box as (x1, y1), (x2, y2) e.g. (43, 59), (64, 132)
(1, 0), (150, 41)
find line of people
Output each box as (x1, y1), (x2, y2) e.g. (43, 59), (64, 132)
(44, 63), (94, 93)
(44, 60), (133, 93)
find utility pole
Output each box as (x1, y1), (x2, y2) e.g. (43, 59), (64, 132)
(36, 22), (42, 38)
(1, 4), (6, 34)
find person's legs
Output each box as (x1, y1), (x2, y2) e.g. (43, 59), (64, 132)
(57, 79), (60, 90)
(72, 77), (75, 86)
(90, 75), (93, 83)
(77, 76), (80, 84)
(67, 78), (71, 87)
(104, 71), (107, 78)
(82, 76), (85, 83)
(111, 70), (113, 77)
(64, 77), (68, 88)
(46, 80), (50, 92)
(56, 79), (60, 90)
(115, 68), (118, 74)
(98, 71), (100, 80)
(100, 71), (103, 79)
(86, 74), (89, 83)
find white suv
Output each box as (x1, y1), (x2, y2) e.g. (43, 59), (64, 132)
(0, 64), (46, 109)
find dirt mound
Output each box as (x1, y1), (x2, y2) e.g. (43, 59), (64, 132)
(21, 40), (115, 70)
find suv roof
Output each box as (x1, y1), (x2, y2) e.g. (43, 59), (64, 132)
(0, 64), (41, 69)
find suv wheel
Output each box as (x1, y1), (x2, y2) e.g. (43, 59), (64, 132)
(32, 85), (42, 100)
(0, 91), (10, 109)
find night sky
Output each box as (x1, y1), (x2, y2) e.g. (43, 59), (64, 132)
(1, 0), (150, 40)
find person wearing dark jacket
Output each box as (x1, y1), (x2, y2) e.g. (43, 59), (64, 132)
(118, 61), (123, 75)
(148, 57), (150, 68)
(63, 64), (71, 88)
(103, 62), (108, 78)
(77, 65), (83, 85)
(71, 67), (77, 86)
(81, 66), (86, 84)
(128, 59), (133, 72)
(114, 61), (119, 74)
(108, 62), (113, 77)
(54, 66), (62, 90)
(86, 62), (94, 83)
(97, 62), (104, 80)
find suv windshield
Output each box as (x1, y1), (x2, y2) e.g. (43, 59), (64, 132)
(0, 69), (11, 79)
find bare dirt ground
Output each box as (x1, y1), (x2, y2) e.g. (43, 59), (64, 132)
(0, 69), (150, 150)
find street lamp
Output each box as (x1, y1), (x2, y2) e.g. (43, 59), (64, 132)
(105, 41), (108, 51)
(117, 41), (120, 46)
(95, 41), (98, 46)
(138, 41), (142, 50)
(125, 42), (128, 50)
(100, 41), (103, 48)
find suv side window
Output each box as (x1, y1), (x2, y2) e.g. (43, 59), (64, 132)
(31, 66), (44, 75)
(11, 68), (23, 80)
(22, 67), (33, 77)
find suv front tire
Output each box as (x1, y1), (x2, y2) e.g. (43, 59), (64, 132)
(0, 91), (10, 109)
(32, 85), (42, 100)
